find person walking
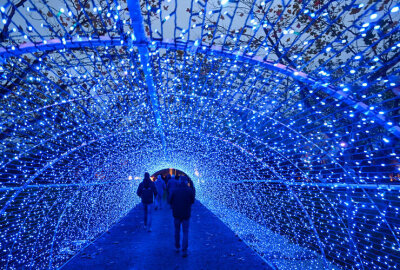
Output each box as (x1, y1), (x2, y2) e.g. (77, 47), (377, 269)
(166, 174), (178, 207)
(167, 174), (178, 194)
(137, 172), (157, 232)
(187, 177), (196, 198)
(168, 176), (195, 257)
(154, 175), (166, 210)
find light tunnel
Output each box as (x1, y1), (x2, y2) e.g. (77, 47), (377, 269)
(0, 0), (399, 269)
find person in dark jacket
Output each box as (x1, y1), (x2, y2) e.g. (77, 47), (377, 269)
(137, 172), (157, 232)
(167, 174), (178, 208)
(154, 175), (166, 210)
(167, 174), (178, 194)
(168, 176), (195, 257)
(187, 177), (196, 198)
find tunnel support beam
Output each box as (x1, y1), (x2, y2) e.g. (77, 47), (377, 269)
(126, 0), (167, 157)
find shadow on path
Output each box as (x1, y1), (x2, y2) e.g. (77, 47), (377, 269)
(62, 201), (271, 270)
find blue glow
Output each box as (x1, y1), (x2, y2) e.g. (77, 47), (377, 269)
(0, 0), (399, 269)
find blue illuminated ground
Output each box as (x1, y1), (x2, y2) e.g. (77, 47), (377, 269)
(61, 202), (270, 270)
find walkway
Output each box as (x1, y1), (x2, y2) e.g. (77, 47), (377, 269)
(61, 201), (271, 270)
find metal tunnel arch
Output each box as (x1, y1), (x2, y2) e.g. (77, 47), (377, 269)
(2, 37), (399, 138)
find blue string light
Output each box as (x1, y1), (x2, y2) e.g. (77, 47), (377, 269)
(0, 0), (399, 269)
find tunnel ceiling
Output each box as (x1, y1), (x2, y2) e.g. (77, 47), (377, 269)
(0, 0), (400, 269)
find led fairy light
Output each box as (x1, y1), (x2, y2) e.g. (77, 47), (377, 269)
(0, 0), (400, 269)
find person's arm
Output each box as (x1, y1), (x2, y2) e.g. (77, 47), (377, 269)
(190, 188), (195, 204)
(137, 183), (142, 197)
(191, 182), (196, 199)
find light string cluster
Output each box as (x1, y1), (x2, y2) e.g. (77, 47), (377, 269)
(0, 0), (399, 269)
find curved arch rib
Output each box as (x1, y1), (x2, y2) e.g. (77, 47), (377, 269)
(1, 37), (399, 139)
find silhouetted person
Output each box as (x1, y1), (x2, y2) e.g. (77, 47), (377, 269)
(167, 174), (178, 192)
(167, 174), (178, 207)
(165, 174), (171, 184)
(137, 172), (157, 232)
(168, 176), (195, 257)
(154, 175), (166, 210)
(163, 175), (169, 200)
(187, 177), (196, 198)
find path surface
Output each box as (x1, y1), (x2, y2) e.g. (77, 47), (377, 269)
(62, 201), (271, 270)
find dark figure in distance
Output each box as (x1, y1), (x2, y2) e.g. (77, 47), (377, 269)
(154, 175), (166, 210)
(167, 174), (178, 194)
(168, 175), (195, 257)
(187, 177), (196, 198)
(167, 174), (178, 208)
(137, 172), (157, 232)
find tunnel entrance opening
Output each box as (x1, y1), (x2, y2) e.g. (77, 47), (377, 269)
(150, 168), (192, 182)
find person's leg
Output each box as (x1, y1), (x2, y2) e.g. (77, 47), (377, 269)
(174, 218), (181, 250)
(158, 194), (162, 209)
(168, 190), (172, 209)
(143, 203), (148, 228)
(147, 203), (153, 231)
(182, 219), (190, 255)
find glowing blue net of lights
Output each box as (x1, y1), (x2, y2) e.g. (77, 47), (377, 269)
(0, 0), (399, 269)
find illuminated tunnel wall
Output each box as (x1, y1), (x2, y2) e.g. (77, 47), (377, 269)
(0, 0), (399, 269)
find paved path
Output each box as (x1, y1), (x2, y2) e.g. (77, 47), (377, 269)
(62, 201), (271, 270)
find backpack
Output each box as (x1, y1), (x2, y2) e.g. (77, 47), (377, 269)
(141, 186), (153, 204)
